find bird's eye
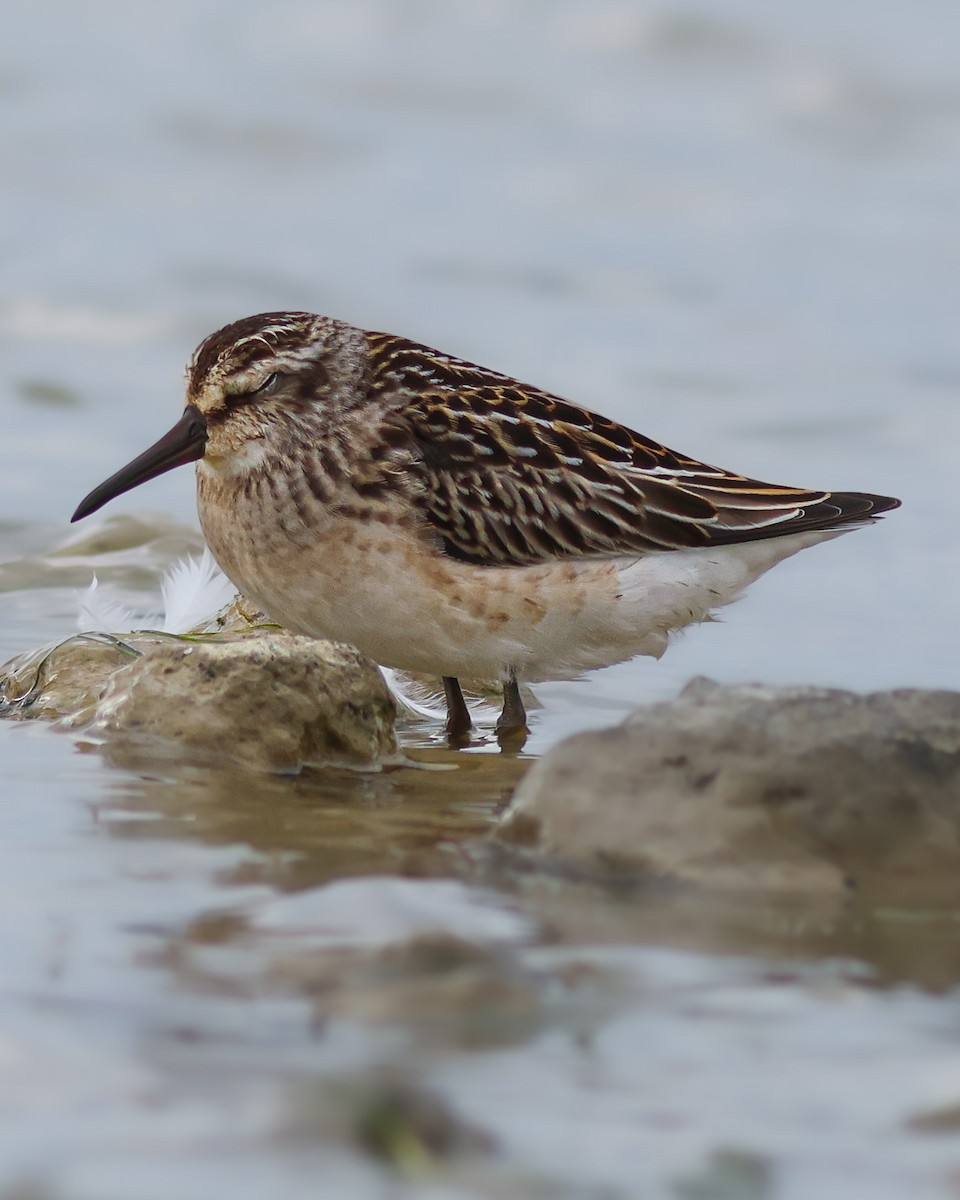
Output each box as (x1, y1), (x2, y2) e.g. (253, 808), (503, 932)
(224, 372), (285, 409)
(253, 372), (283, 395)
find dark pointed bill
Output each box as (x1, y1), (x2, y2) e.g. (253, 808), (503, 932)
(71, 405), (208, 523)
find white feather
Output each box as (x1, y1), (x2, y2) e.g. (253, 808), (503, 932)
(76, 575), (140, 633)
(159, 548), (237, 634)
(379, 667), (447, 720)
(76, 549), (236, 635)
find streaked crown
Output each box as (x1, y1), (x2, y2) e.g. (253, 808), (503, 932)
(186, 311), (372, 436)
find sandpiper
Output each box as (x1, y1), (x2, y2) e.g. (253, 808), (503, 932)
(72, 312), (899, 743)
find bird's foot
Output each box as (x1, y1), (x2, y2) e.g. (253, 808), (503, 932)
(495, 673), (529, 752)
(442, 675), (473, 746)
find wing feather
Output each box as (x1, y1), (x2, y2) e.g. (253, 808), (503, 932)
(366, 334), (899, 568)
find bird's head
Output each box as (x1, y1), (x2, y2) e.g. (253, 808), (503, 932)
(71, 311), (368, 522)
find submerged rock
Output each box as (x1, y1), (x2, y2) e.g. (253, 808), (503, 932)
(497, 678), (960, 904)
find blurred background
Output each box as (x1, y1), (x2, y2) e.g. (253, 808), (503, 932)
(2, 3), (960, 1197)
(2, 0), (958, 712)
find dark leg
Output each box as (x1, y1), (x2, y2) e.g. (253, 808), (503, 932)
(496, 672), (528, 749)
(442, 676), (472, 741)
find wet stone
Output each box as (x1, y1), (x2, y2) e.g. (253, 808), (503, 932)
(497, 677), (960, 905)
(0, 633), (140, 721)
(1, 630), (400, 772)
(85, 634), (401, 771)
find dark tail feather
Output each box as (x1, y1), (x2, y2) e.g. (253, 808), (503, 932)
(706, 490), (901, 546)
(819, 491), (901, 523)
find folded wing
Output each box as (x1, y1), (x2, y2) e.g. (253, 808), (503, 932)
(369, 337), (900, 569)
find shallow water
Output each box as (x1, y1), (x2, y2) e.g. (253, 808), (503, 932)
(2, 1), (960, 1196)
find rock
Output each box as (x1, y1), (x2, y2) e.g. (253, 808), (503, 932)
(1, 582), (402, 770)
(0, 634), (140, 721)
(497, 678), (960, 904)
(79, 634), (400, 771)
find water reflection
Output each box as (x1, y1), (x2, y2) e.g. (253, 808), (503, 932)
(82, 735), (960, 998)
(96, 748), (527, 890)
